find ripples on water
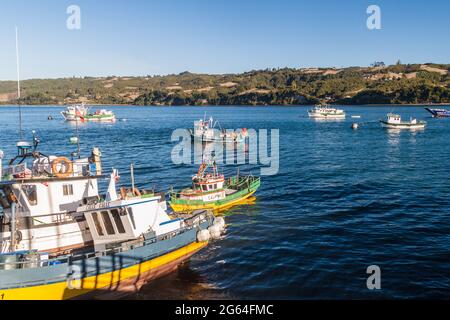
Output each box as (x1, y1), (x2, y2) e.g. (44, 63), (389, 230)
(0, 106), (448, 299)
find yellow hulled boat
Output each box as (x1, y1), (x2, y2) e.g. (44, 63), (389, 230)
(169, 160), (261, 213)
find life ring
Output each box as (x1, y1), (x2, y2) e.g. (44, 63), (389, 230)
(51, 157), (73, 178)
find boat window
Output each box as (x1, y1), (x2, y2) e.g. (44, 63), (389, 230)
(21, 185), (37, 206)
(92, 212), (104, 236)
(127, 208), (137, 230)
(63, 184), (74, 196)
(111, 209), (126, 234)
(101, 211), (115, 235)
(202, 185), (208, 191)
(214, 184), (217, 189)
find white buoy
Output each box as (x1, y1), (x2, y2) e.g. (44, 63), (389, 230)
(197, 229), (211, 242)
(208, 224), (222, 239)
(214, 217), (226, 230)
(351, 123), (359, 130)
(69, 137), (79, 144)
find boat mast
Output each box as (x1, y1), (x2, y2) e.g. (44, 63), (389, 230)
(16, 26), (23, 141)
(130, 163), (135, 192)
(75, 116), (81, 159)
(11, 27), (21, 252)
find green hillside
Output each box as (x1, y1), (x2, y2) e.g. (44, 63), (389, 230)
(0, 63), (449, 106)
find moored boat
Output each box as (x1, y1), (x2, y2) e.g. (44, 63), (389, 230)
(169, 160), (260, 213)
(190, 116), (248, 143)
(380, 113), (426, 129)
(308, 104), (346, 119)
(61, 105), (116, 123)
(424, 107), (450, 118)
(0, 137), (225, 300)
(81, 109), (116, 123)
(60, 103), (89, 121)
(0, 29), (223, 300)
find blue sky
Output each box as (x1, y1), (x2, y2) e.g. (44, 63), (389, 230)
(0, 0), (449, 80)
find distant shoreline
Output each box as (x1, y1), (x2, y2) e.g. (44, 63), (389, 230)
(1, 63), (448, 107)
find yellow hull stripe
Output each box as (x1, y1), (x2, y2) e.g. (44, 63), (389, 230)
(0, 241), (207, 300)
(171, 191), (256, 213)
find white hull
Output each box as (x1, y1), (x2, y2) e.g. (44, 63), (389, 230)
(60, 112), (80, 122)
(82, 116), (116, 123)
(61, 114), (116, 123)
(308, 113), (346, 119)
(381, 122), (426, 129)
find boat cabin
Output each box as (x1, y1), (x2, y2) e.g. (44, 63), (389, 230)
(192, 175), (225, 192)
(193, 118), (216, 141)
(81, 196), (181, 249)
(386, 113), (402, 124)
(0, 147), (103, 219)
(177, 161), (227, 203)
(0, 144), (103, 253)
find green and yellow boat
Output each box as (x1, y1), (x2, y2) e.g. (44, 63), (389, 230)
(169, 161), (261, 213)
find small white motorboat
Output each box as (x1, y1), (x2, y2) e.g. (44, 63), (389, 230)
(380, 113), (426, 129)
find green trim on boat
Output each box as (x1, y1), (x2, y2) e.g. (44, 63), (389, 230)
(170, 176), (261, 208)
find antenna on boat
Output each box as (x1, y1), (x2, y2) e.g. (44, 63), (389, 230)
(15, 26), (23, 141)
(71, 117), (81, 159)
(76, 118), (81, 158)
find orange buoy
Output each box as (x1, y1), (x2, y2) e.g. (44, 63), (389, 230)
(51, 157), (73, 178)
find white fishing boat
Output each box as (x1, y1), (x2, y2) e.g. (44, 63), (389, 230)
(61, 105), (116, 123)
(0, 29), (224, 300)
(380, 113), (426, 129)
(190, 116), (248, 143)
(0, 137), (224, 300)
(81, 109), (116, 123)
(60, 103), (89, 121)
(308, 104), (346, 119)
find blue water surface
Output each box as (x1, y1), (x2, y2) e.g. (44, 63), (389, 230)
(0, 105), (448, 299)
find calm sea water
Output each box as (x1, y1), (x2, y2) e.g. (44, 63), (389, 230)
(0, 105), (449, 299)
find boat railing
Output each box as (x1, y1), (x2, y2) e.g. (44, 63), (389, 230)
(0, 219), (204, 272)
(228, 175), (260, 188)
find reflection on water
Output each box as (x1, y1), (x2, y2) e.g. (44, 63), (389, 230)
(124, 262), (230, 300)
